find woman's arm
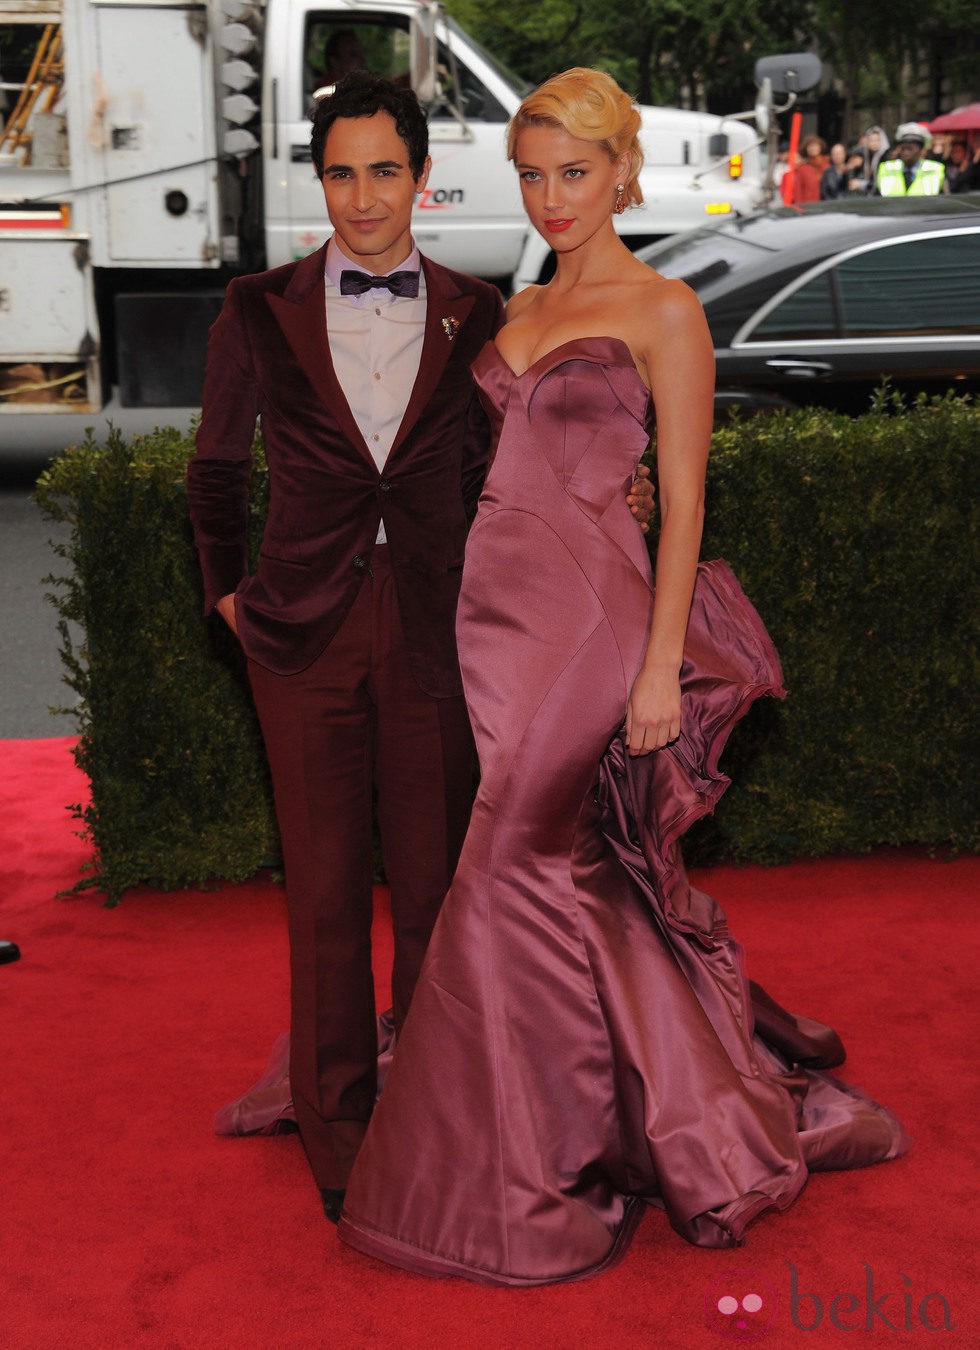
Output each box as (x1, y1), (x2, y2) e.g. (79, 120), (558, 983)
(626, 280), (714, 755)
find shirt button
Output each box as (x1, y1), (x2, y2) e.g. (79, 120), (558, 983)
(352, 554), (368, 572)
(373, 371), (381, 381)
(375, 307), (381, 316)
(372, 434), (380, 443)
(379, 480), (391, 493)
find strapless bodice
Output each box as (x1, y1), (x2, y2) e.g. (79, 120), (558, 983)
(470, 336), (654, 548)
(472, 335), (651, 414)
(475, 334), (653, 472)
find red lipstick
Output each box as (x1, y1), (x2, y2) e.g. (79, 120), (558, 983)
(544, 219), (574, 233)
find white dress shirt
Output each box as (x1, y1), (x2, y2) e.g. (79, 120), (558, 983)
(325, 237), (427, 544)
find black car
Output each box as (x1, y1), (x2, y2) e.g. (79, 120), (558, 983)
(637, 196), (980, 414)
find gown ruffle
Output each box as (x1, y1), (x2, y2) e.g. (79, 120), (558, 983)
(333, 340), (908, 1285)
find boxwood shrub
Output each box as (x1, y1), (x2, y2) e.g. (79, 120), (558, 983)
(35, 394), (978, 901)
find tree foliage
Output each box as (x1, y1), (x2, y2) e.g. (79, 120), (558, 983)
(444, 0), (978, 129)
(446, 0), (805, 109)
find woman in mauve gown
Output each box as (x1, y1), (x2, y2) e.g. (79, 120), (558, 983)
(336, 68), (908, 1286)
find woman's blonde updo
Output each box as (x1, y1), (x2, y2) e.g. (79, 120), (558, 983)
(506, 67), (644, 209)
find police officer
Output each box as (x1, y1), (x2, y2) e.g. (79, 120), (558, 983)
(876, 123), (946, 196)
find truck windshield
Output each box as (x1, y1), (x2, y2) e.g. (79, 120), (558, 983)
(445, 15), (531, 99)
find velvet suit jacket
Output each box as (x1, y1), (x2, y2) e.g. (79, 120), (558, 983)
(186, 244), (505, 695)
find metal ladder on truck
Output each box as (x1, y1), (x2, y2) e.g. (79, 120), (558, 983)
(0, 21), (64, 163)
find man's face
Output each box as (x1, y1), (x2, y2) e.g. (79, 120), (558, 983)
(950, 142), (969, 167)
(320, 111), (430, 272)
(896, 138), (925, 166)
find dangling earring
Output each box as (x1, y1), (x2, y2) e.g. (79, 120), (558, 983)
(614, 184), (626, 215)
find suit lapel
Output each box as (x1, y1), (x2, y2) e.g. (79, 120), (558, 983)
(265, 245), (375, 468)
(266, 248), (479, 469)
(388, 258), (477, 461)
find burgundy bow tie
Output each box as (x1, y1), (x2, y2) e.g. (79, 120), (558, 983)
(339, 269), (420, 298)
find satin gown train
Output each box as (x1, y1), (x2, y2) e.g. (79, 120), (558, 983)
(324, 337), (909, 1285)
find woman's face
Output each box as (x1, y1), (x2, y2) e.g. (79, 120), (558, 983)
(868, 130), (882, 151)
(513, 123), (627, 252)
(803, 138), (823, 159)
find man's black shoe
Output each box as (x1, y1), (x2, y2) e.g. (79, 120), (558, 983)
(321, 1188), (346, 1224)
(0, 942), (20, 965)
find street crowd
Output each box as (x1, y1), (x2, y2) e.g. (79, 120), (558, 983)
(776, 120), (980, 201)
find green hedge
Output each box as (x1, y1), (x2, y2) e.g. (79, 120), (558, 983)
(691, 394), (978, 863)
(35, 396), (978, 902)
(36, 425), (277, 903)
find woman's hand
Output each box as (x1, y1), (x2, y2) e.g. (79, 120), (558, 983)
(625, 664), (681, 756)
(216, 592), (239, 636)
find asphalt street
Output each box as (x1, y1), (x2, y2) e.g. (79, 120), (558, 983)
(1, 401), (198, 739)
(0, 398), (198, 467)
(0, 487), (77, 738)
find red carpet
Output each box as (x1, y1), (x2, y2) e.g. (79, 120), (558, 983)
(2, 738), (978, 1347)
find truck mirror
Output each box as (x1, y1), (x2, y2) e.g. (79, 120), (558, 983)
(411, 7), (438, 106)
(708, 133), (730, 158)
(754, 78), (772, 138)
(754, 52), (822, 95)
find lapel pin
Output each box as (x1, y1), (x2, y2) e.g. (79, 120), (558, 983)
(442, 316), (460, 342)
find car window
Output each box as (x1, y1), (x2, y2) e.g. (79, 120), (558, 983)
(746, 231), (980, 342)
(304, 18), (410, 109)
(302, 16), (508, 124)
(836, 234), (980, 337)
(430, 40), (509, 122)
(747, 272), (838, 340)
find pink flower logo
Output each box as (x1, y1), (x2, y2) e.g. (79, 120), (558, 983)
(705, 1270), (779, 1340)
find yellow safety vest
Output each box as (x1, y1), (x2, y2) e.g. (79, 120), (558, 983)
(876, 159), (946, 196)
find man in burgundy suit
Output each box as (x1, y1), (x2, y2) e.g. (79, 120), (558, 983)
(187, 73), (650, 1221)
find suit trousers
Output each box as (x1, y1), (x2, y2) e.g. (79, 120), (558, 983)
(246, 548), (475, 1189)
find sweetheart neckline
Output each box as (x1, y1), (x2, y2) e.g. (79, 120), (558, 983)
(485, 335), (647, 389)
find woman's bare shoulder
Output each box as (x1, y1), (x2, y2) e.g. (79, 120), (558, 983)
(624, 267), (707, 343)
(632, 265), (700, 311)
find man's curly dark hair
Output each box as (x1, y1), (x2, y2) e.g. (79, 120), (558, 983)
(310, 71), (429, 180)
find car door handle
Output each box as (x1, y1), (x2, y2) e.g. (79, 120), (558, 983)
(764, 358), (835, 378)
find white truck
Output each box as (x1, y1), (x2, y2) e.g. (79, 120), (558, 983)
(0, 0), (774, 413)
